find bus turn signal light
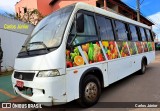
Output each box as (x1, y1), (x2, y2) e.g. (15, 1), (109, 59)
(74, 70), (78, 74)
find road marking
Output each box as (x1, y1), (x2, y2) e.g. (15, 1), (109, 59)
(0, 89), (16, 98)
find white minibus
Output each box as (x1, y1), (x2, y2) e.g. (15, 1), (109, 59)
(12, 2), (155, 107)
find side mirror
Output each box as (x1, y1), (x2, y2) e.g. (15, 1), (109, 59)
(76, 13), (84, 33)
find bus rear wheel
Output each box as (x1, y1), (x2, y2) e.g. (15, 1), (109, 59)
(139, 59), (147, 74)
(77, 75), (101, 107)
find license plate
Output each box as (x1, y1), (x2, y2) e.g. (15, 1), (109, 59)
(16, 81), (24, 88)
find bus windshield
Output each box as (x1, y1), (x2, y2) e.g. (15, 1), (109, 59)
(21, 5), (74, 52)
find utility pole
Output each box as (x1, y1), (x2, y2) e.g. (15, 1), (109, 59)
(104, 0), (107, 10)
(137, 0), (140, 22)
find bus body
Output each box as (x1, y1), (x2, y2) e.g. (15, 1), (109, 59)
(12, 2), (155, 107)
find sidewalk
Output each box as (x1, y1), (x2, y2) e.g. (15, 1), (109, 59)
(0, 73), (18, 102)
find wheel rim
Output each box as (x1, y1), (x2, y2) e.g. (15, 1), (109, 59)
(84, 82), (98, 102)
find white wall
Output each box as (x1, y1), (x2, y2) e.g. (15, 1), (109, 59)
(0, 15), (35, 71)
(0, 29), (28, 71)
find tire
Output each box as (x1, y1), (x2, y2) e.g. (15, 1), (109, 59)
(139, 59), (146, 74)
(77, 75), (101, 107)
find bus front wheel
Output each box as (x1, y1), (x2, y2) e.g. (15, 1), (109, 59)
(77, 75), (101, 107)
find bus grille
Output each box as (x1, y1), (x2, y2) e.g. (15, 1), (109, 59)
(14, 72), (35, 81)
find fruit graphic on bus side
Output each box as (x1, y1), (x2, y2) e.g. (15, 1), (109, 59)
(102, 41), (109, 47)
(102, 41), (119, 60)
(97, 53), (104, 62)
(81, 42), (104, 63)
(136, 42), (143, 53)
(66, 50), (70, 61)
(147, 42), (152, 51)
(66, 61), (73, 68)
(66, 46), (86, 67)
(88, 43), (94, 61)
(142, 42), (148, 52)
(74, 56), (84, 66)
(93, 44), (101, 62)
(117, 42), (130, 57)
(82, 43), (89, 52)
(128, 42), (137, 55)
(70, 47), (80, 61)
(83, 51), (89, 61)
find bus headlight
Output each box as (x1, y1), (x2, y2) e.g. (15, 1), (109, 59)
(37, 70), (60, 77)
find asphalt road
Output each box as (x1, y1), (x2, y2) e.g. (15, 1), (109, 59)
(1, 51), (160, 111)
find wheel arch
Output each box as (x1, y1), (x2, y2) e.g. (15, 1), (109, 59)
(79, 67), (104, 95)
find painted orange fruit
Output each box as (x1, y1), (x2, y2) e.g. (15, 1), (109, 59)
(74, 56), (84, 66)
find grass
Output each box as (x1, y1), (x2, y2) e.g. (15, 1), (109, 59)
(0, 71), (13, 77)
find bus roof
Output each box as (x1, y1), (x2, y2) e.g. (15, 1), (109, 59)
(74, 2), (151, 29)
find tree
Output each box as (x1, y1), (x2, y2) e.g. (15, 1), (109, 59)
(16, 9), (44, 25)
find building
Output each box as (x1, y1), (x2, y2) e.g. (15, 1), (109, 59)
(15, 0), (53, 16)
(0, 15), (34, 72)
(15, 0), (154, 26)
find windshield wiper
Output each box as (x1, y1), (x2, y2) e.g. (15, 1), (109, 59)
(29, 41), (49, 52)
(22, 45), (29, 55)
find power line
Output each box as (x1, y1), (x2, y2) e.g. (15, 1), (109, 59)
(121, 0), (160, 38)
(140, 0), (145, 5)
(121, 0), (136, 10)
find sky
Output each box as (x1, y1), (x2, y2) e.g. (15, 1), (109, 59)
(0, 0), (160, 40)
(121, 0), (160, 40)
(0, 0), (20, 14)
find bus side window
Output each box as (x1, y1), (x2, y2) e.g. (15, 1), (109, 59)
(129, 24), (139, 41)
(139, 27), (147, 41)
(67, 23), (76, 46)
(96, 15), (115, 41)
(68, 13), (98, 46)
(145, 29), (153, 41)
(114, 20), (128, 41)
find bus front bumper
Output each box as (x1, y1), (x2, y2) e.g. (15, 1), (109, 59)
(14, 87), (53, 106)
(12, 74), (67, 106)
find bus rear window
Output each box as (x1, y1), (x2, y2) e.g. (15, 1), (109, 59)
(145, 29), (153, 41)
